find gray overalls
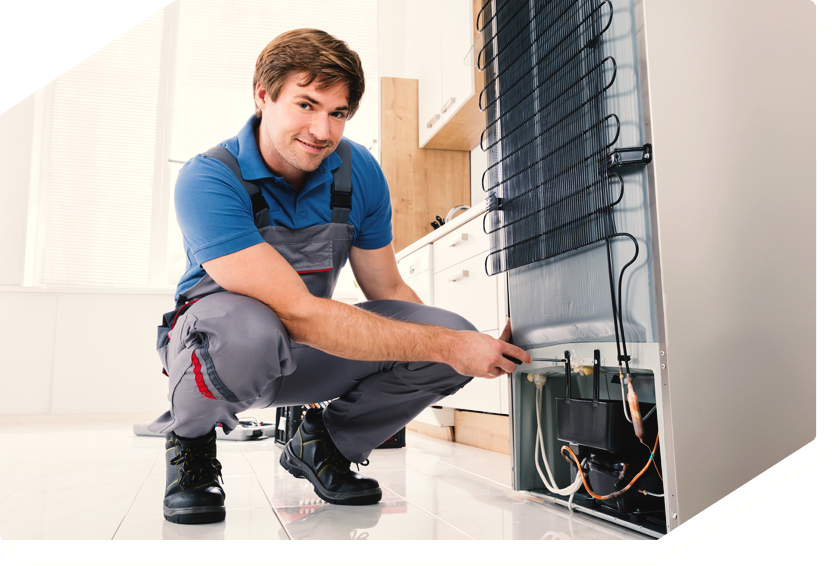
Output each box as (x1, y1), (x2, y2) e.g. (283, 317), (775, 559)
(148, 141), (474, 462)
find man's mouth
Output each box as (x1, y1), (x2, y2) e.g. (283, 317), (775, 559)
(297, 139), (327, 153)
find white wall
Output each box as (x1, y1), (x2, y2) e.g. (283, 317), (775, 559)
(377, 0), (418, 80)
(0, 290), (174, 416)
(0, 94), (36, 286)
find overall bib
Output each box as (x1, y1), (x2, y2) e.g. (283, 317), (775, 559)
(148, 142), (474, 462)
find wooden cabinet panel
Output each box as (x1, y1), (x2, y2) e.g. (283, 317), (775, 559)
(380, 77), (470, 253)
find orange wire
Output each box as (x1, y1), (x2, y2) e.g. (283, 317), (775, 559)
(641, 440), (663, 481)
(561, 433), (660, 501)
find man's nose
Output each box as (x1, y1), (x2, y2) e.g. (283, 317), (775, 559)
(308, 112), (330, 142)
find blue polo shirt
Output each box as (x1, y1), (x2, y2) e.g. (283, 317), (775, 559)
(173, 114), (393, 299)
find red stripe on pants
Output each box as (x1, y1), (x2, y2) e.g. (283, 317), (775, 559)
(191, 351), (217, 400)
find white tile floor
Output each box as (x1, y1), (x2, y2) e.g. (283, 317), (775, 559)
(0, 419), (651, 540)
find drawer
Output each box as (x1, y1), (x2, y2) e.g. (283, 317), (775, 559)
(432, 214), (491, 273)
(404, 269), (434, 306)
(437, 375), (502, 414)
(433, 253), (498, 332)
(397, 245), (433, 279)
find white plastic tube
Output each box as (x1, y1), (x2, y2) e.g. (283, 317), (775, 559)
(532, 379), (583, 510)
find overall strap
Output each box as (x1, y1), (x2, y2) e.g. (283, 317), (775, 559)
(330, 140), (353, 224)
(203, 145), (270, 229)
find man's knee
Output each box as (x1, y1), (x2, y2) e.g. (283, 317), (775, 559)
(431, 308), (477, 333)
(172, 292), (295, 401)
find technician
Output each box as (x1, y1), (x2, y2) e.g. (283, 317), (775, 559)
(148, 28), (531, 525)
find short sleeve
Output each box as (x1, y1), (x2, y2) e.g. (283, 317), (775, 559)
(350, 144), (393, 250)
(174, 154), (265, 266)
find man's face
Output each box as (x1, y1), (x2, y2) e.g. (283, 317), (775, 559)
(254, 72), (350, 187)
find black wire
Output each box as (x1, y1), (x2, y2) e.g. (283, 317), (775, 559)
(615, 232), (639, 371)
(605, 237), (623, 373)
(605, 233), (640, 374)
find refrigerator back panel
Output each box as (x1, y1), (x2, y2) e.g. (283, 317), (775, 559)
(479, 0), (656, 349)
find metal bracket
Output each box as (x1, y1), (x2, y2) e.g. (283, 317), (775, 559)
(607, 143), (652, 170)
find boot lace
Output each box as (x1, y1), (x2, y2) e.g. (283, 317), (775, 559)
(323, 436), (370, 474)
(169, 441), (223, 490)
(323, 437), (351, 473)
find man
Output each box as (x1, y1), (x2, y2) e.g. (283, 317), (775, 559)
(149, 28), (530, 525)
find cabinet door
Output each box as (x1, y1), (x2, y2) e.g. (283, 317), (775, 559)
(440, 0), (475, 124)
(404, 270), (434, 306)
(433, 214), (491, 274)
(437, 374), (501, 414)
(433, 253), (498, 332)
(418, 4), (444, 147)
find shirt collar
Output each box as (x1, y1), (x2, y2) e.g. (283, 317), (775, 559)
(235, 114), (345, 191)
(235, 114), (274, 181)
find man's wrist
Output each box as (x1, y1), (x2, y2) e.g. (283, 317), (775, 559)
(428, 326), (458, 367)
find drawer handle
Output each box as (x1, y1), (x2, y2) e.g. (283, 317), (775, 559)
(441, 96), (456, 113)
(448, 270), (469, 282)
(427, 114), (441, 128)
(447, 233), (469, 247)
(409, 265), (416, 274)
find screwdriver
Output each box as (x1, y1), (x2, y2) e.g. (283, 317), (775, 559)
(504, 355), (568, 365)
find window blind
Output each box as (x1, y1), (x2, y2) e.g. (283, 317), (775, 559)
(39, 1), (379, 288)
(42, 12), (164, 287)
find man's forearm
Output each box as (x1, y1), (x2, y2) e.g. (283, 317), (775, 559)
(280, 296), (450, 364)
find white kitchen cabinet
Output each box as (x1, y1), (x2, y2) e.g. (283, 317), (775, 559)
(417, 1), (444, 147)
(433, 253), (497, 333)
(439, 0), (475, 124)
(432, 214), (491, 274)
(437, 374), (502, 413)
(417, 0), (475, 148)
(397, 244), (434, 306)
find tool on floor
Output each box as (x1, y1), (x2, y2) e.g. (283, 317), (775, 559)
(133, 417), (274, 441)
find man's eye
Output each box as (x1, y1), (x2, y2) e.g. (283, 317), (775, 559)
(332, 112), (347, 119)
(299, 102), (312, 110)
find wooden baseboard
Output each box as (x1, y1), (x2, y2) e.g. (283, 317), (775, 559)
(409, 411), (510, 455)
(406, 420), (454, 442)
(454, 411), (510, 455)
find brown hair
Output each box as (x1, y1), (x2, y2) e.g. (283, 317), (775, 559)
(253, 29), (365, 118)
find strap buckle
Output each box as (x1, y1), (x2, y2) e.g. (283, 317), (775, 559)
(330, 190), (352, 210)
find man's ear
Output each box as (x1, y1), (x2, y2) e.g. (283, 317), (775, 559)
(254, 82), (270, 111)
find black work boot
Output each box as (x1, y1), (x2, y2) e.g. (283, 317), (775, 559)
(279, 408), (382, 505)
(163, 430), (225, 524)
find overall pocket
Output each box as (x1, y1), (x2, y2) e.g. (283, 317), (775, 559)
(277, 240), (335, 297)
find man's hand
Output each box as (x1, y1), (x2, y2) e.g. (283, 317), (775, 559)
(443, 318), (531, 378)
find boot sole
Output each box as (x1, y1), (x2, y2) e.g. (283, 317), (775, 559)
(163, 504), (226, 524)
(280, 447), (382, 506)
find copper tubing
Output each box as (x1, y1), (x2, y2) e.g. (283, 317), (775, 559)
(626, 377), (645, 441)
(560, 433), (660, 501)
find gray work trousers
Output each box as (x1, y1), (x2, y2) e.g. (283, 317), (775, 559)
(148, 295), (475, 462)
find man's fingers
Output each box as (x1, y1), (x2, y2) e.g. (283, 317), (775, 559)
(500, 343), (532, 365)
(499, 318), (512, 342)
